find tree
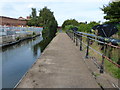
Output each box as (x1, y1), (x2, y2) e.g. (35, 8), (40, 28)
(62, 19), (79, 29)
(38, 7), (58, 39)
(78, 21), (100, 33)
(31, 8), (37, 18)
(27, 8), (38, 26)
(38, 7), (58, 52)
(101, 1), (120, 39)
(101, 1), (120, 23)
(27, 7), (58, 39)
(64, 25), (74, 30)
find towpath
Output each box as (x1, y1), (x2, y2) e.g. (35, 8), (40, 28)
(17, 33), (101, 88)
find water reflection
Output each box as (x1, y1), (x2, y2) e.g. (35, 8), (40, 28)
(1, 36), (43, 88)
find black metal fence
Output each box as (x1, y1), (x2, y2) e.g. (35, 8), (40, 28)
(66, 30), (120, 73)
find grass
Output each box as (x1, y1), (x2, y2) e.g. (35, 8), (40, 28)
(105, 59), (120, 78)
(77, 33), (120, 79)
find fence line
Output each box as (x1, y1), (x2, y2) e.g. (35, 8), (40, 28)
(66, 30), (120, 73)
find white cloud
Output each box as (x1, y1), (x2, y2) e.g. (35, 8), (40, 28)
(0, 0), (110, 3)
(0, 0), (110, 25)
(28, 4), (34, 8)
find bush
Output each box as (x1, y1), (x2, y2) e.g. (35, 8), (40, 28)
(33, 32), (36, 35)
(16, 37), (20, 40)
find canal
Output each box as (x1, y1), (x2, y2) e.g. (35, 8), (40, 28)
(1, 35), (43, 88)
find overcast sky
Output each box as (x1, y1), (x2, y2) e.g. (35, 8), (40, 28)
(0, 0), (110, 26)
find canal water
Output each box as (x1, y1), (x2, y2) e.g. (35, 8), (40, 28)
(1, 35), (43, 88)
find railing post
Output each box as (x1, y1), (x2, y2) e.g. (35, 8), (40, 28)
(85, 36), (90, 58)
(69, 32), (71, 39)
(100, 55), (104, 73)
(104, 44), (107, 56)
(108, 46), (112, 59)
(80, 33), (82, 51)
(76, 34), (78, 46)
(74, 32), (75, 43)
(72, 31), (74, 40)
(100, 42), (106, 73)
(70, 32), (71, 39)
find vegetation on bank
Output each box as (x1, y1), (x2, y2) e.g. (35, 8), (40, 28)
(82, 36), (120, 78)
(101, 1), (120, 39)
(62, 19), (79, 29)
(62, 1), (120, 36)
(28, 7), (58, 52)
(62, 1), (120, 78)
(101, 1), (120, 24)
(63, 21), (100, 33)
(26, 1), (120, 78)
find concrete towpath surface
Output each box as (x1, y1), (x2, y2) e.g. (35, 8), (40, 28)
(17, 33), (100, 88)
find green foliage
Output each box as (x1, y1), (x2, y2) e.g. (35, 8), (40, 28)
(27, 8), (38, 26)
(82, 35), (120, 79)
(62, 19), (79, 29)
(101, 1), (120, 23)
(64, 25), (74, 30)
(63, 21), (100, 33)
(32, 32), (36, 35)
(116, 24), (120, 39)
(36, 7), (58, 52)
(38, 7), (58, 40)
(117, 24), (120, 36)
(31, 8), (37, 18)
(16, 37), (20, 40)
(78, 21), (100, 33)
(105, 59), (120, 78)
(27, 7), (58, 41)
(27, 34), (33, 37)
(27, 18), (38, 26)
(78, 23), (87, 32)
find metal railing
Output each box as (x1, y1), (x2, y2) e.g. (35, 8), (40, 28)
(66, 30), (120, 73)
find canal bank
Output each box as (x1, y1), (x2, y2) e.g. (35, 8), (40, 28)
(0, 26), (43, 47)
(0, 33), (41, 47)
(16, 33), (100, 88)
(2, 35), (44, 88)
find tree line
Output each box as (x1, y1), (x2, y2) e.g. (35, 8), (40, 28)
(62, 1), (120, 36)
(27, 7), (58, 52)
(62, 19), (100, 33)
(27, 7), (58, 38)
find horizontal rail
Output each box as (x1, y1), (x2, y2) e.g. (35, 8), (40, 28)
(103, 55), (120, 68)
(66, 31), (120, 73)
(75, 32), (120, 49)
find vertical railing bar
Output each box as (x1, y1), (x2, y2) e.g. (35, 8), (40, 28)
(100, 42), (106, 73)
(85, 36), (90, 58)
(80, 33), (82, 51)
(74, 32), (75, 43)
(100, 54), (105, 73)
(76, 34), (78, 46)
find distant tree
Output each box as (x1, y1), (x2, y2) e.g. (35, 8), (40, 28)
(31, 8), (37, 18)
(101, 1), (120, 23)
(78, 21), (100, 33)
(62, 19), (79, 29)
(64, 25), (74, 30)
(79, 22), (87, 24)
(27, 8), (38, 26)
